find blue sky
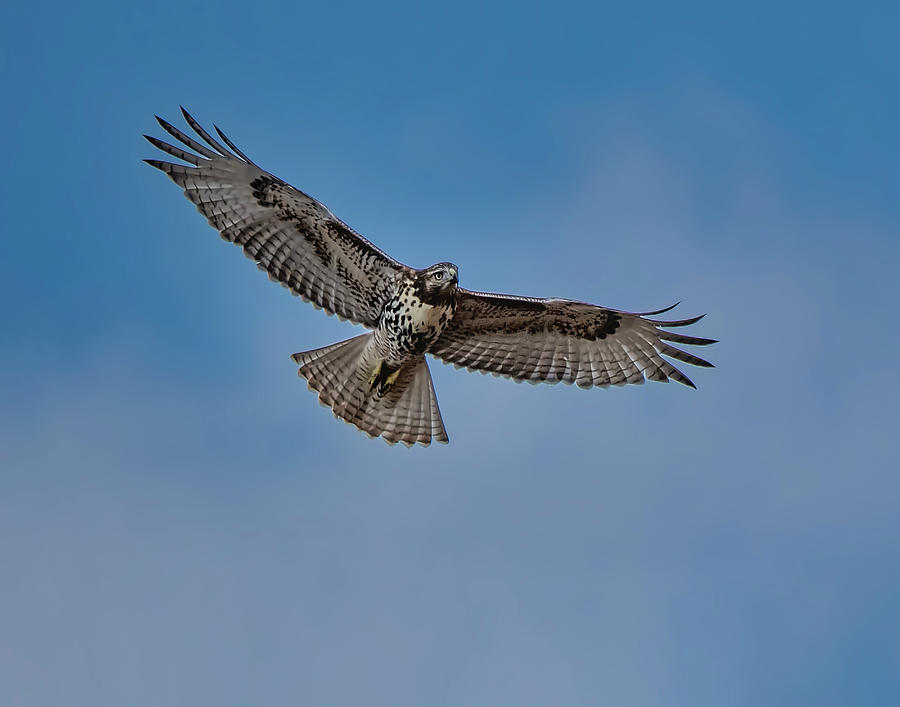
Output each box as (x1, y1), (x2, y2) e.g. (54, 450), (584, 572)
(2, 1), (898, 705)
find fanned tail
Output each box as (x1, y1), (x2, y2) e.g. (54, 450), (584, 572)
(291, 334), (448, 447)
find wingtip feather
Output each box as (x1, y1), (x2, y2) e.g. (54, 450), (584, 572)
(648, 313), (706, 327)
(155, 115), (175, 132)
(214, 123), (253, 163)
(638, 302), (680, 316)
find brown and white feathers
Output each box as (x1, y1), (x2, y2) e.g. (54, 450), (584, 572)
(145, 109), (716, 446)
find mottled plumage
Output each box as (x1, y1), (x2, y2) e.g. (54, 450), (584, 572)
(145, 109), (716, 446)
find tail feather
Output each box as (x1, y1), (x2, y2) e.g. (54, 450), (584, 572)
(426, 372), (447, 442)
(291, 334), (449, 446)
(291, 333), (370, 419)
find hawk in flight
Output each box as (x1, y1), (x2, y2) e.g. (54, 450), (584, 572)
(145, 109), (715, 446)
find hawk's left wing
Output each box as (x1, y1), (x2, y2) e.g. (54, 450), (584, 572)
(432, 289), (715, 388)
(144, 108), (409, 328)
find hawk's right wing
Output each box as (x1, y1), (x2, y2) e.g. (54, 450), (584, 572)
(433, 290), (716, 388)
(144, 108), (409, 328)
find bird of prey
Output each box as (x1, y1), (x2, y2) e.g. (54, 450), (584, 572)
(144, 108), (715, 446)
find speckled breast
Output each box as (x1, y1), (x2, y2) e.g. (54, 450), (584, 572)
(376, 278), (456, 360)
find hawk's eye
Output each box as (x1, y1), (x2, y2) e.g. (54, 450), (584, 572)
(434, 271), (444, 281)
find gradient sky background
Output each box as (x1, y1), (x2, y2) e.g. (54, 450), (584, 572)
(2, 1), (899, 705)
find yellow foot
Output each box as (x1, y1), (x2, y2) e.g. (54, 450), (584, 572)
(368, 361), (383, 388)
(368, 361), (402, 394)
(384, 367), (402, 387)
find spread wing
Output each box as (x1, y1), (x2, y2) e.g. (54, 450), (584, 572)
(144, 108), (408, 327)
(432, 290), (716, 388)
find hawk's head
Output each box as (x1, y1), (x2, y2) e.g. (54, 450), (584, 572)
(415, 262), (458, 304)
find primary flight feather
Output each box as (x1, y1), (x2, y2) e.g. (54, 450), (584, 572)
(145, 108), (716, 446)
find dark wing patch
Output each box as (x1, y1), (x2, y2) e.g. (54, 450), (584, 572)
(432, 290), (715, 388)
(144, 108), (409, 327)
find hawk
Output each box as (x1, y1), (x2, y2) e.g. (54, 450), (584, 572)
(145, 109), (715, 446)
